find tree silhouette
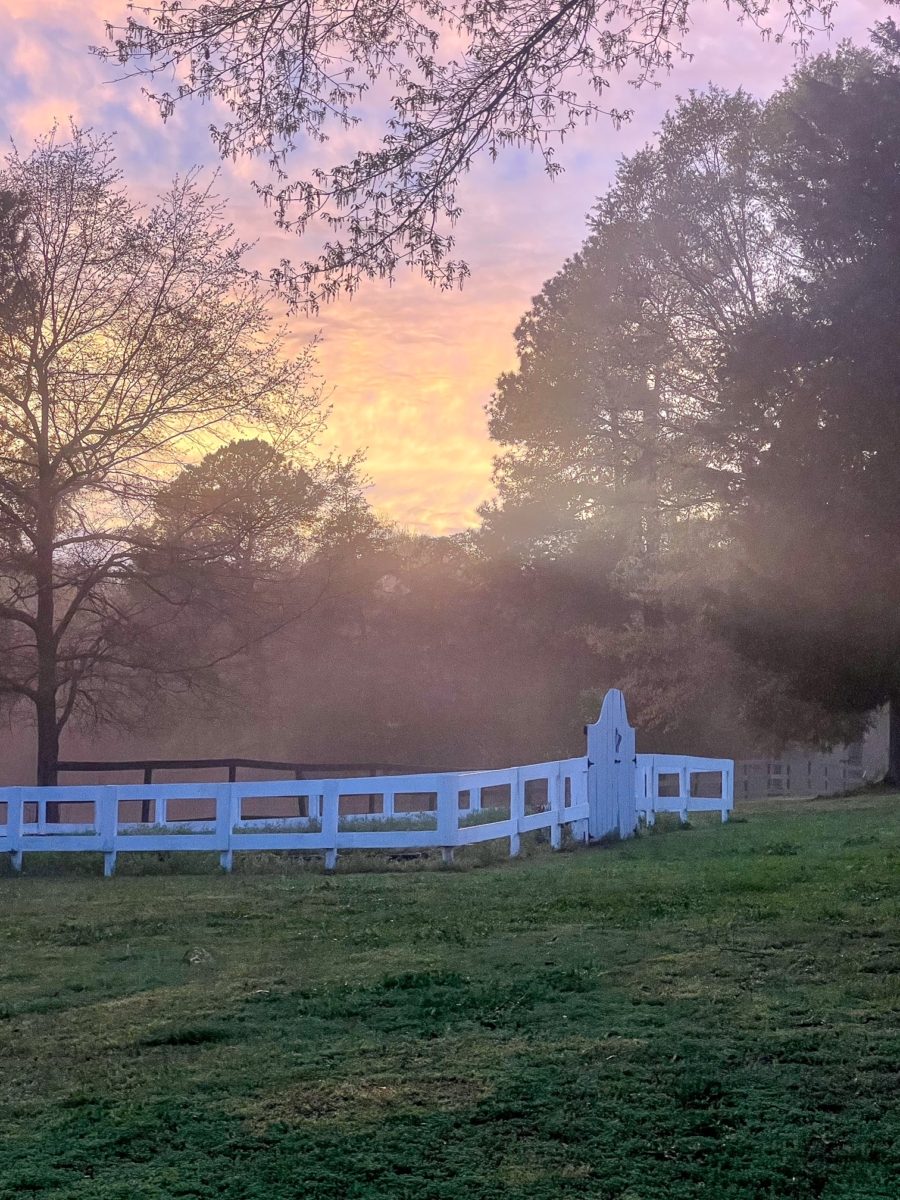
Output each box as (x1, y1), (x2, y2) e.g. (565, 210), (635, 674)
(0, 128), (326, 784)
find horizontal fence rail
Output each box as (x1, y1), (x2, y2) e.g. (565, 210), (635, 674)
(635, 755), (734, 826)
(0, 729), (736, 875)
(0, 758), (591, 875)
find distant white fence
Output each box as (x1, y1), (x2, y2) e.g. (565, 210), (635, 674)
(636, 755), (734, 825)
(736, 755), (863, 800)
(0, 691), (734, 875)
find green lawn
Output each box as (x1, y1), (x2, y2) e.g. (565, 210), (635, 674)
(1, 795), (899, 1199)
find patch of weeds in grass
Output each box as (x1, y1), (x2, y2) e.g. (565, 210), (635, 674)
(643, 813), (685, 835)
(597, 829), (623, 847)
(334, 848), (441, 874)
(459, 807), (510, 828)
(337, 814), (438, 833)
(114, 851), (223, 876)
(456, 839), (512, 869)
(762, 840), (800, 856)
(118, 823), (213, 836)
(234, 818), (322, 834)
(139, 1024), (230, 1048)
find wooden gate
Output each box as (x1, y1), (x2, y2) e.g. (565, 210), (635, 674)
(586, 689), (637, 840)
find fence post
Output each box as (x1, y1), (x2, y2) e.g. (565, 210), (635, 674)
(574, 765), (589, 843)
(509, 768), (523, 857)
(722, 763), (734, 823)
(646, 759), (657, 827)
(100, 788), (119, 877)
(217, 785), (237, 872)
(8, 788), (23, 871)
(437, 775), (458, 865)
(549, 765), (562, 850)
(322, 781), (338, 872)
(679, 764), (689, 825)
(642, 759), (652, 827)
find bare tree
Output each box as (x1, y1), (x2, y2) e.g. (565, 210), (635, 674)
(97, 0), (834, 308)
(0, 127), (326, 784)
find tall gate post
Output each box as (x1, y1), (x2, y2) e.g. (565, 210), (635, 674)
(586, 689), (637, 841)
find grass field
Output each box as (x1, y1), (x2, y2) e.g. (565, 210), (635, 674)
(1, 795), (899, 1199)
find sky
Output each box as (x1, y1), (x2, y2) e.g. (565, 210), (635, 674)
(0, 0), (888, 533)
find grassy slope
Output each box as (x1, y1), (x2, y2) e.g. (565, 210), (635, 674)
(0, 797), (899, 1199)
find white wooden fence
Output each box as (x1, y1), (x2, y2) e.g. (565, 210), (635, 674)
(0, 691), (734, 875)
(635, 754), (734, 825)
(735, 755), (863, 800)
(0, 759), (591, 876)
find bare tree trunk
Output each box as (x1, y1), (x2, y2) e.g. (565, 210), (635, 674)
(34, 475), (59, 790)
(638, 371), (664, 631)
(608, 405), (632, 560)
(35, 683), (59, 787)
(641, 375), (662, 561)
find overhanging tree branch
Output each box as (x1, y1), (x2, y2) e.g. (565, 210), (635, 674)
(96, 0), (835, 308)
